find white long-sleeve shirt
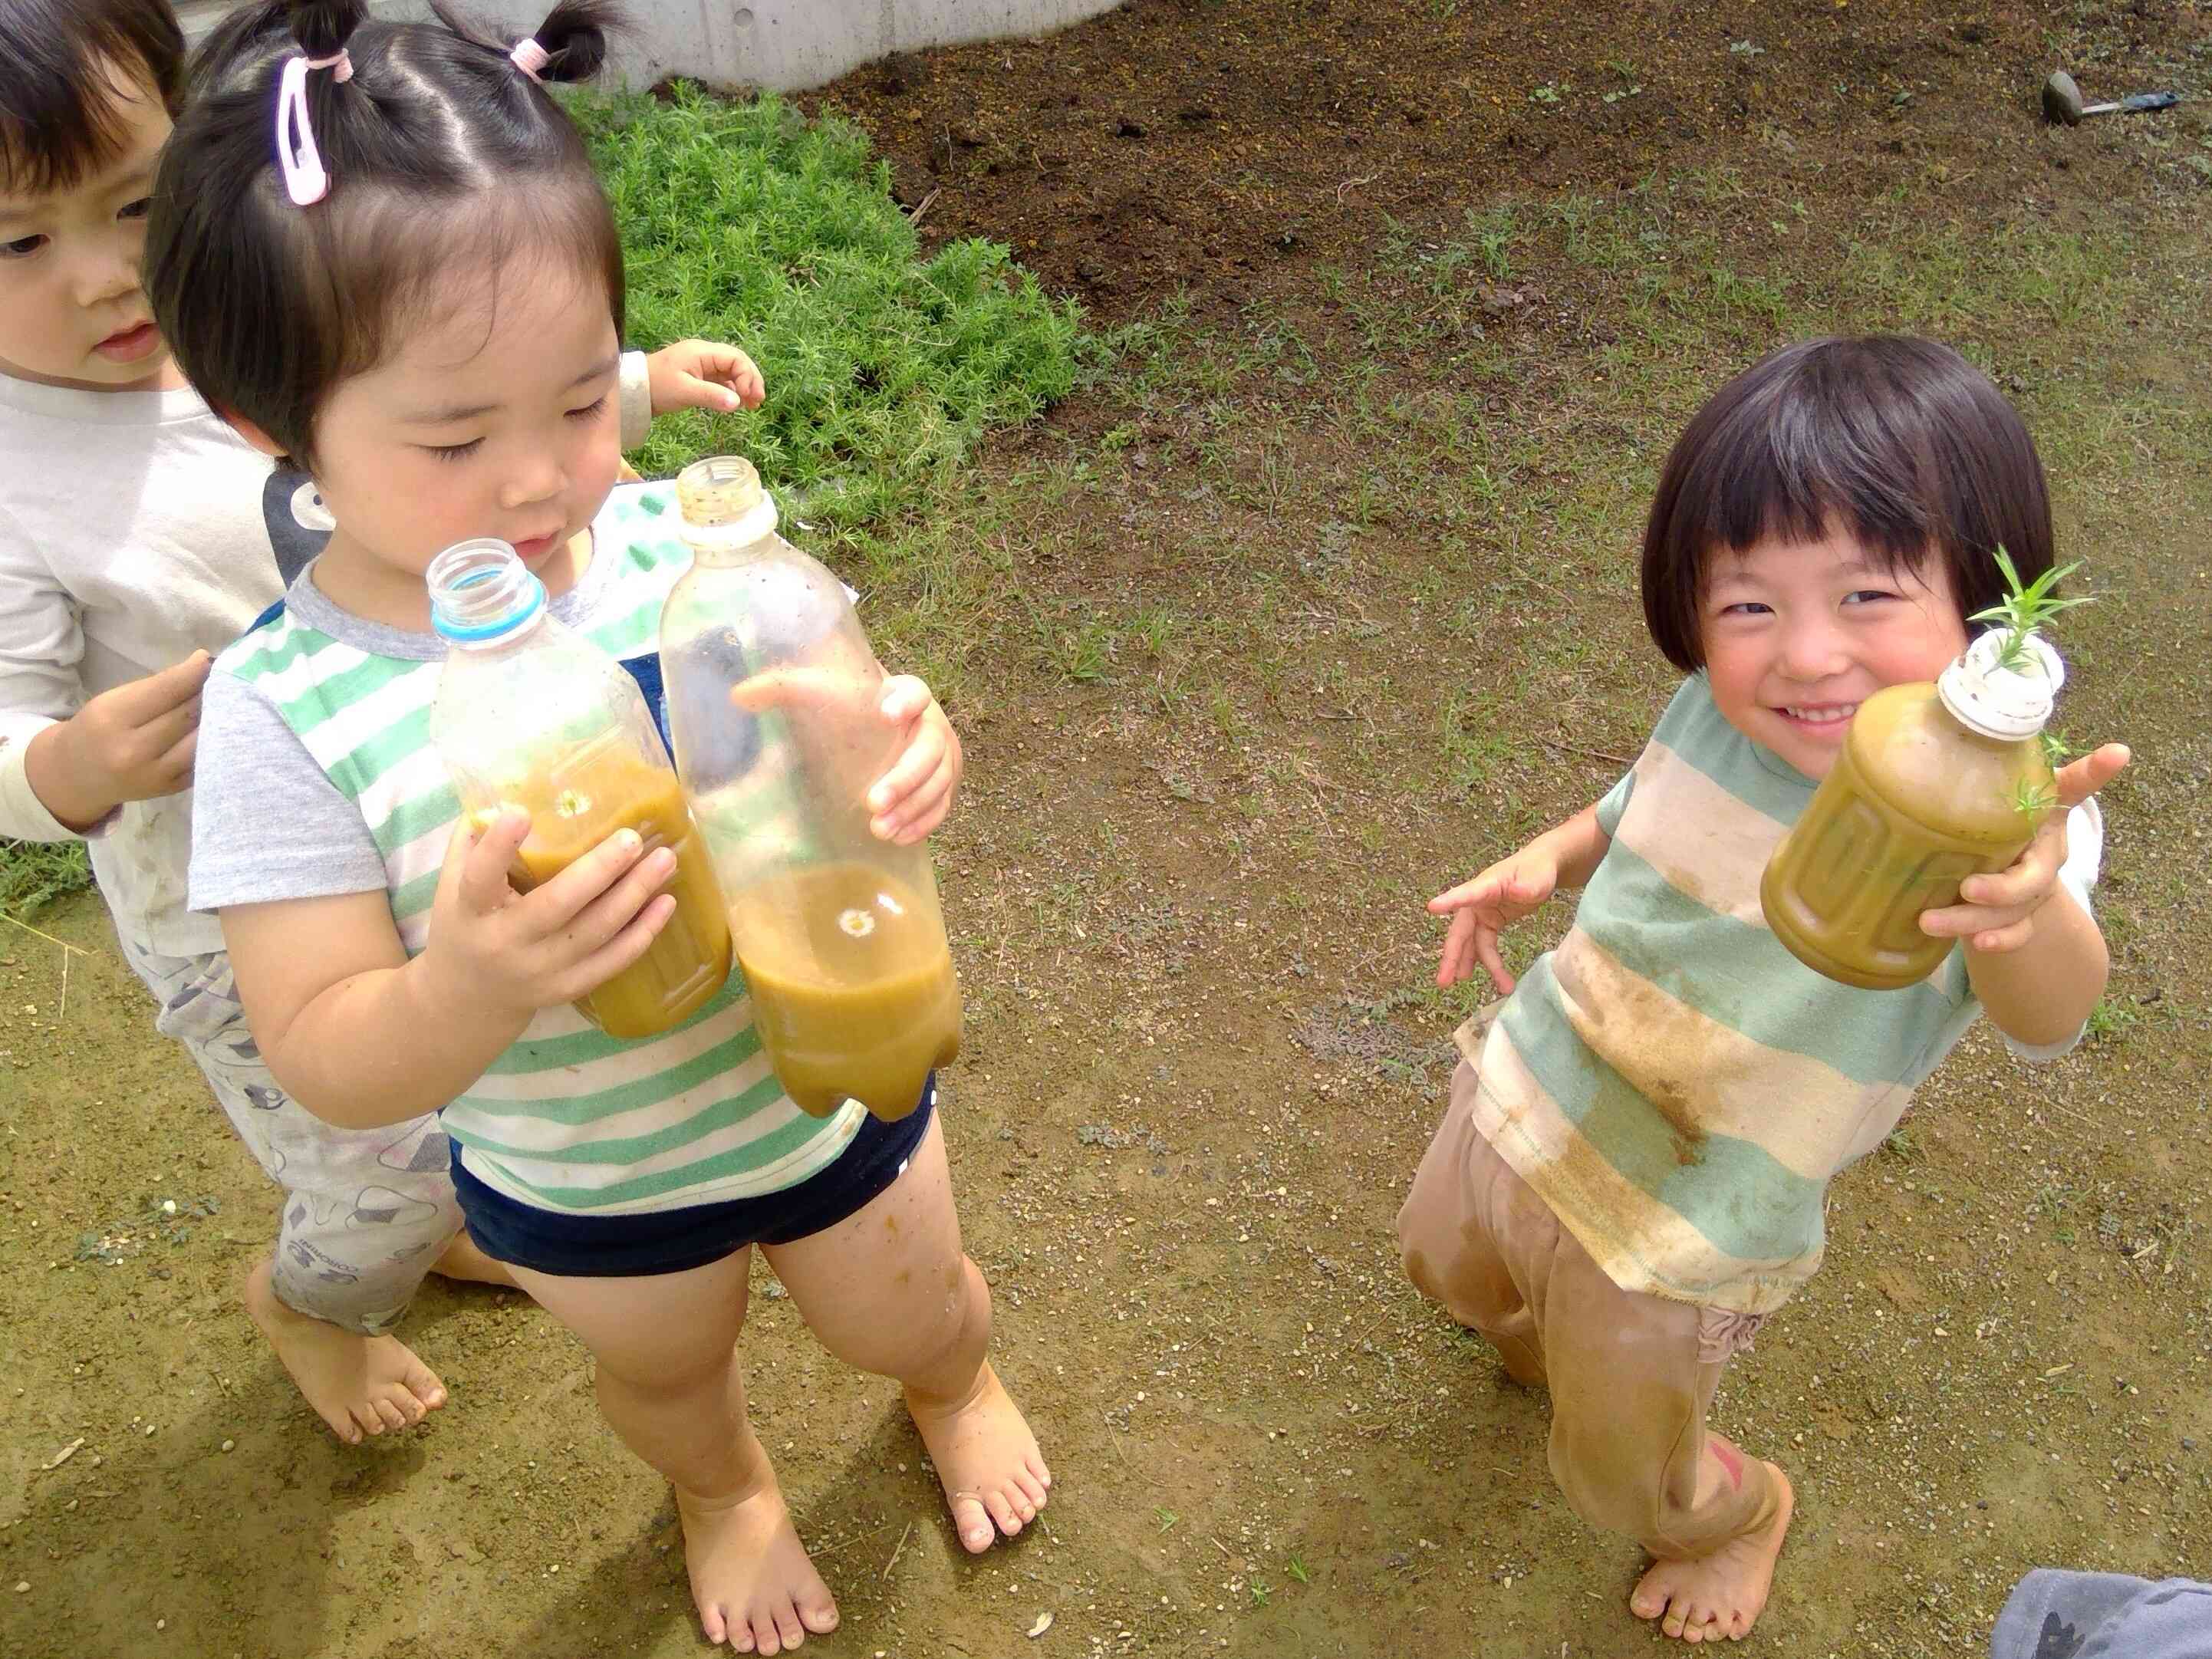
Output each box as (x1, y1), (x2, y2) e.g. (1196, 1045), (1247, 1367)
(0, 353), (656, 953)
(0, 375), (329, 953)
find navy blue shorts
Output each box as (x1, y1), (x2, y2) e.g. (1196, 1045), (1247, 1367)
(450, 1081), (936, 1279)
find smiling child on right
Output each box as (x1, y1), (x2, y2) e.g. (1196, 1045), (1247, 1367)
(1397, 334), (2131, 1644)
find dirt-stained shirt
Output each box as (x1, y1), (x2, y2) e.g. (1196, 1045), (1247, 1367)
(1457, 673), (2101, 1315)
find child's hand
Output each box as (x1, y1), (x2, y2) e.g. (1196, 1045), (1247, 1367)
(645, 340), (766, 416)
(26, 650), (212, 830)
(867, 676), (963, 844)
(422, 808), (678, 1022)
(1920, 742), (2130, 954)
(729, 670), (963, 844)
(1429, 846), (1562, 994)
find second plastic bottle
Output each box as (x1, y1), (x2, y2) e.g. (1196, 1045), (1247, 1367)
(427, 538), (731, 1039)
(659, 457), (961, 1120)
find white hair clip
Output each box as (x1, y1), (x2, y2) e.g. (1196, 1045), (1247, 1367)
(275, 49), (353, 208)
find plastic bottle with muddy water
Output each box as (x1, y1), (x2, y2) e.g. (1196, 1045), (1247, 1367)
(658, 456), (961, 1121)
(427, 538), (731, 1039)
(1760, 628), (2064, 991)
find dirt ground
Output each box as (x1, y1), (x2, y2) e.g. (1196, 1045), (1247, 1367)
(6, 2), (2212, 1657)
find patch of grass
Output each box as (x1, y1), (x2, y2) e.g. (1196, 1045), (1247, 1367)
(572, 86), (1085, 528)
(0, 839), (91, 921)
(2085, 999), (2140, 1043)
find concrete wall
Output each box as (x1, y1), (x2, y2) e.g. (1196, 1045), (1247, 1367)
(182, 2), (1124, 93)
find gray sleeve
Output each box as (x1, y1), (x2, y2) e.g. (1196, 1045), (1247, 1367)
(188, 667), (391, 912)
(1991, 1569), (2212, 1659)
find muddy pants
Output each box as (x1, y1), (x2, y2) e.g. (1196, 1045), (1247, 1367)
(1396, 1061), (1785, 1562)
(120, 936), (463, 1335)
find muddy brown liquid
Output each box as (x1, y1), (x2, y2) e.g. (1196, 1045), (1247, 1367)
(1761, 681), (2054, 990)
(730, 863), (961, 1120)
(496, 739), (732, 1039)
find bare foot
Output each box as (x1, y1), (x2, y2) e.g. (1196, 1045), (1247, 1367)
(242, 1256), (446, 1446)
(430, 1230), (518, 1288)
(678, 1434), (840, 1654)
(1630, 1463), (1796, 1642)
(906, 1361), (1052, 1552)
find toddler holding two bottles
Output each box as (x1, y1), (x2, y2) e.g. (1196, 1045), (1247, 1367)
(148, 3), (1045, 1651)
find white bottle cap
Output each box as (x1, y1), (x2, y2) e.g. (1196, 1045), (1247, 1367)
(1936, 629), (2065, 740)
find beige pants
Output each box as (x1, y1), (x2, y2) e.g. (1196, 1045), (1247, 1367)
(1397, 1061), (1784, 1561)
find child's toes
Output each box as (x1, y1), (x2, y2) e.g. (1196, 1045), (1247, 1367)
(983, 1485), (1025, 1537)
(950, 1493), (995, 1552)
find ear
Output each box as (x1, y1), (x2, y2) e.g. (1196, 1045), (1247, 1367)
(220, 410), (287, 460)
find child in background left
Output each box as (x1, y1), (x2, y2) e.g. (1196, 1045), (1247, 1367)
(0, 0), (762, 1447)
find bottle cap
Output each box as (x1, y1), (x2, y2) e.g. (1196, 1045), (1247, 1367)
(1936, 629), (2065, 739)
(676, 455), (778, 548)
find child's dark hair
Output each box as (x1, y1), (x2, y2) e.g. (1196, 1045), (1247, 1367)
(0, 0), (186, 193)
(145, 1), (624, 467)
(1640, 336), (2056, 673)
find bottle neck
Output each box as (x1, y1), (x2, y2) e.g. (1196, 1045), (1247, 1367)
(428, 539), (548, 650)
(680, 494), (782, 568)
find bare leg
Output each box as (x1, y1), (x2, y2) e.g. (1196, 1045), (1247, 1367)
(766, 1116), (1051, 1552)
(242, 1254), (446, 1445)
(1631, 1456), (1796, 1643)
(430, 1229), (518, 1288)
(504, 1250), (837, 1654)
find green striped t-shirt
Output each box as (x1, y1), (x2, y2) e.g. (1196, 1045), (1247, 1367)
(1460, 673), (2100, 1315)
(189, 483), (865, 1215)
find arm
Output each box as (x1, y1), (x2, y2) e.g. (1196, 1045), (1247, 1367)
(1429, 801), (1613, 994)
(221, 810), (686, 1128)
(0, 515), (208, 838)
(1923, 745), (2128, 1051)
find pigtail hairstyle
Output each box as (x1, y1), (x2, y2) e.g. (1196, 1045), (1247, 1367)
(147, 0), (627, 468)
(431, 2), (620, 84)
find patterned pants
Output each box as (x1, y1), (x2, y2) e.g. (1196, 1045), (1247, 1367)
(119, 936), (462, 1334)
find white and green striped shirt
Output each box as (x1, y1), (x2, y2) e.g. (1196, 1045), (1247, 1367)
(189, 484), (864, 1215)
(1460, 674), (2100, 1315)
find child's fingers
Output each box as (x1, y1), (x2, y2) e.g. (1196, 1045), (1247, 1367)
(1919, 895), (2042, 942)
(867, 719), (947, 818)
(1428, 873), (1503, 916)
(454, 808), (532, 915)
(1963, 914), (2037, 954)
(548, 893), (679, 1002)
(109, 650), (212, 723)
(1959, 836), (2062, 910)
(518, 828), (655, 931)
(2054, 742), (2131, 809)
(153, 725), (200, 793)
(679, 373), (743, 413)
(1475, 927), (1516, 996)
(872, 752), (958, 843)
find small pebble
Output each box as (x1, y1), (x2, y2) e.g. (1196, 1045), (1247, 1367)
(220, 1439), (235, 1453)
(156, 1618), (166, 1631)
(13, 1582), (28, 1594)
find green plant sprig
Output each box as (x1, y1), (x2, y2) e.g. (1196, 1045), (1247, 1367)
(1968, 548), (2093, 673)
(2010, 776), (2060, 821)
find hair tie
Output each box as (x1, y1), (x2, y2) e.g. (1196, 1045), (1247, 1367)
(275, 49), (354, 207)
(509, 38), (550, 81)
